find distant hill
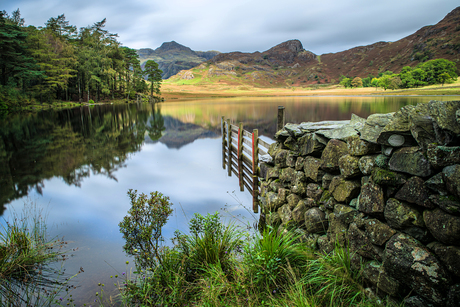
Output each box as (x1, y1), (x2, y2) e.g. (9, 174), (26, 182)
(168, 6), (460, 87)
(137, 41), (220, 79)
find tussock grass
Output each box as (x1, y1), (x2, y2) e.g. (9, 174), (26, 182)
(117, 212), (399, 307)
(0, 202), (77, 306)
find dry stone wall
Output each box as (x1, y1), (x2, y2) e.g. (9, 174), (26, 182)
(258, 100), (460, 306)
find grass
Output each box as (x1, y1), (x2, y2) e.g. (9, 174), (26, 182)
(161, 78), (460, 100)
(0, 201), (79, 306)
(114, 211), (400, 307)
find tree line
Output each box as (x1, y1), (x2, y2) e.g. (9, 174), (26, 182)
(339, 58), (458, 90)
(0, 9), (162, 108)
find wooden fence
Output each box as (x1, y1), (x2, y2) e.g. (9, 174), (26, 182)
(221, 116), (272, 213)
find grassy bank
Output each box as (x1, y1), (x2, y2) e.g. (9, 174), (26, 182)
(0, 203), (77, 306)
(100, 191), (400, 307)
(161, 79), (460, 100)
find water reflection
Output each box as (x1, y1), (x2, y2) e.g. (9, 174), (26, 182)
(0, 95), (457, 305)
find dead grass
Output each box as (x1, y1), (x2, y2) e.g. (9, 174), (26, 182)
(160, 80), (460, 101)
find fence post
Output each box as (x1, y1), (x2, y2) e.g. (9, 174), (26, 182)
(252, 129), (259, 213)
(227, 119), (232, 177)
(277, 106), (285, 132)
(238, 122), (244, 192)
(221, 116), (226, 170)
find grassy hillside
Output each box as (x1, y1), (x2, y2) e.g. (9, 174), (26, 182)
(165, 7), (460, 89)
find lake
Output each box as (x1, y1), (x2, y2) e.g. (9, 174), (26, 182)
(0, 95), (457, 305)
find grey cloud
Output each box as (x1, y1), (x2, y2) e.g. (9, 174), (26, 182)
(3, 0), (459, 54)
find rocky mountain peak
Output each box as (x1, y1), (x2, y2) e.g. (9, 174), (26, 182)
(155, 41), (194, 53)
(266, 39), (304, 54)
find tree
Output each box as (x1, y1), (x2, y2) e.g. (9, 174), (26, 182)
(340, 77), (352, 88)
(371, 78), (380, 90)
(419, 58), (458, 85)
(143, 60), (162, 97)
(351, 77), (363, 88)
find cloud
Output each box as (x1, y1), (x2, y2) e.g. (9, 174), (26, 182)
(3, 0), (459, 54)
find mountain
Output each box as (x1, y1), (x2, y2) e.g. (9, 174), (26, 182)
(137, 41), (220, 79)
(168, 7), (460, 87)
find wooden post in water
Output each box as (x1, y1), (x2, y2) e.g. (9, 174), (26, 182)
(226, 119), (232, 177)
(238, 122), (244, 192)
(277, 106), (285, 132)
(221, 116), (226, 169)
(252, 129), (259, 213)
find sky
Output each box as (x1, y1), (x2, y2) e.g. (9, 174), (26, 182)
(3, 0), (459, 55)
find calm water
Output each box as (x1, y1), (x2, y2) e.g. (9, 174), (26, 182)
(0, 95), (457, 305)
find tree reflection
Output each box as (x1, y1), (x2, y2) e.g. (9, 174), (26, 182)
(0, 103), (165, 210)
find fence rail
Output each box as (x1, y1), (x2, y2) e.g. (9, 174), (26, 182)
(221, 116), (271, 213)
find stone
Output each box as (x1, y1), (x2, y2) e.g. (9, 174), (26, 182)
(427, 145), (460, 169)
(286, 153), (298, 167)
(266, 166), (280, 180)
(279, 167), (296, 185)
(402, 226), (433, 244)
(403, 296), (435, 307)
(328, 176), (360, 204)
(303, 156), (324, 182)
(358, 155), (377, 175)
(286, 193), (301, 210)
(381, 145), (393, 156)
(320, 139), (349, 172)
(306, 183), (323, 202)
(294, 156), (305, 171)
(304, 208), (328, 234)
(425, 172), (449, 195)
(321, 173), (334, 189)
(409, 111), (438, 149)
(348, 223), (382, 261)
(374, 154), (390, 169)
(266, 191), (281, 211)
(442, 165), (460, 198)
(275, 150), (290, 168)
(297, 198), (317, 209)
(371, 167), (407, 187)
(284, 123), (303, 137)
(315, 122), (360, 140)
(364, 218), (396, 246)
(447, 284), (460, 307)
(291, 171), (307, 195)
(269, 179), (283, 193)
(395, 176), (434, 208)
(277, 188), (290, 203)
(333, 204), (358, 225)
(384, 198), (425, 229)
(389, 147), (432, 177)
(338, 154), (361, 178)
(377, 105), (418, 146)
(284, 136), (299, 152)
(317, 235), (334, 254)
(298, 133), (325, 156)
(427, 241), (460, 278)
(268, 141), (282, 158)
(292, 201), (308, 224)
(327, 213), (350, 247)
(265, 211), (282, 227)
(429, 194), (460, 216)
(260, 154), (273, 164)
(357, 182), (385, 217)
(358, 113), (394, 144)
(426, 100), (460, 135)
(347, 135), (380, 156)
(383, 233), (450, 305)
(278, 204), (293, 224)
(424, 208), (460, 246)
(362, 261), (403, 296)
